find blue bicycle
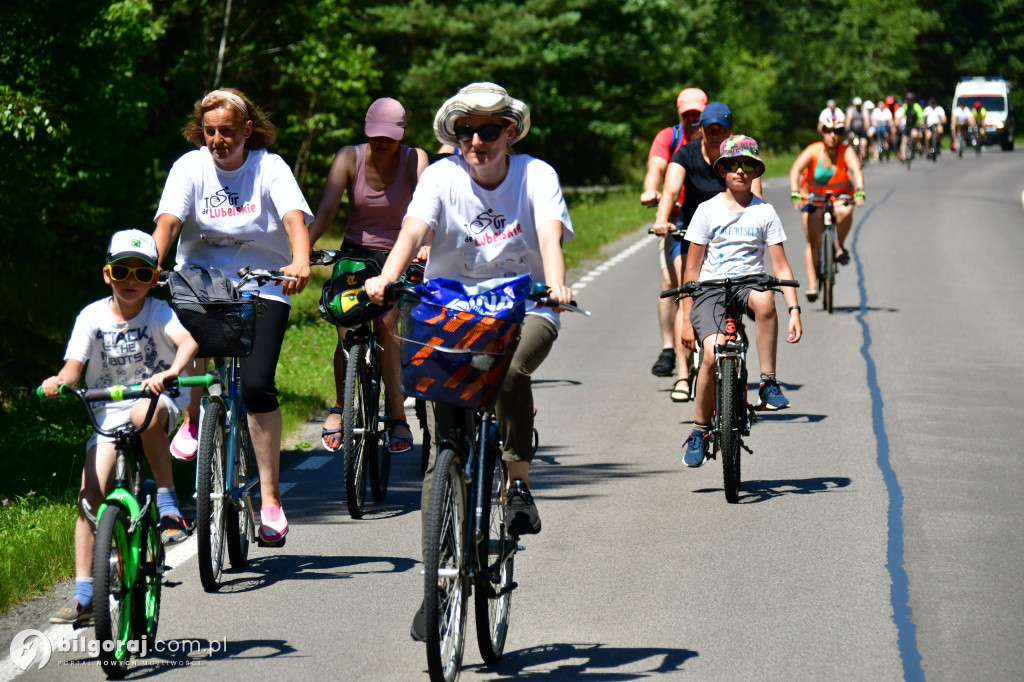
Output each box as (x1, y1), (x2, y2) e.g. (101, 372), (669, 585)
(191, 266), (296, 592)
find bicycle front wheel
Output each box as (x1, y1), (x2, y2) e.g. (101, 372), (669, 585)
(475, 453), (514, 664)
(425, 447), (468, 682)
(131, 481), (162, 641)
(370, 357), (390, 502)
(344, 343), (373, 518)
(93, 504), (133, 677)
(196, 400), (228, 591)
(718, 357), (743, 504)
(822, 226), (835, 314)
(226, 419), (253, 567)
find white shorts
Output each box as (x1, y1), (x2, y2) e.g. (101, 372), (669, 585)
(85, 392), (188, 452)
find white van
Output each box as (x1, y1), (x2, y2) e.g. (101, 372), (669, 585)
(952, 77), (1015, 151)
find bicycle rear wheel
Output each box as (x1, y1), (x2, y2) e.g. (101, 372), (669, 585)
(344, 343), (373, 518)
(718, 357), (743, 504)
(227, 419), (253, 567)
(475, 452), (514, 663)
(131, 481), (162, 641)
(425, 447), (468, 682)
(196, 400), (228, 590)
(93, 503), (133, 677)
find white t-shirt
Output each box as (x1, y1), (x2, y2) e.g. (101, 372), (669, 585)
(871, 107), (893, 128)
(154, 147), (313, 304)
(923, 106), (945, 127)
(685, 193), (787, 280)
(65, 297), (190, 434)
(953, 105), (973, 125)
(405, 154), (574, 328)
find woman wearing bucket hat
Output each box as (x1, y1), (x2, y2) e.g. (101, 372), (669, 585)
(679, 135), (802, 467)
(641, 87), (707, 381)
(653, 102), (763, 403)
(307, 97), (430, 454)
(364, 82), (573, 636)
(788, 111), (865, 301)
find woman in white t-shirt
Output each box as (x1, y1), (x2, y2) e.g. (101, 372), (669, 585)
(153, 88), (313, 545)
(364, 82), (573, 638)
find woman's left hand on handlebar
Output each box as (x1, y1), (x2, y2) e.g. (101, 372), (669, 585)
(363, 275), (390, 305)
(543, 284), (574, 311)
(280, 260), (310, 296)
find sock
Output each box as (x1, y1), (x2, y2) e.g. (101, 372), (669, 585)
(74, 577), (93, 609)
(157, 486), (182, 519)
(693, 424), (709, 433)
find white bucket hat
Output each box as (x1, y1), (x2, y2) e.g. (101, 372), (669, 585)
(433, 82), (531, 147)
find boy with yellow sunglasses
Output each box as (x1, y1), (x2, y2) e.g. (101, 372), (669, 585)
(40, 229), (198, 626)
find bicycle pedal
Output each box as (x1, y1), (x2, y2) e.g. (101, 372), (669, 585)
(257, 536), (286, 548)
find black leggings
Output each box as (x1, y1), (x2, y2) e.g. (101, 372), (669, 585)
(242, 299), (290, 413)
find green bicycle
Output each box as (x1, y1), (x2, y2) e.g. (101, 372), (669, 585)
(39, 375), (214, 677)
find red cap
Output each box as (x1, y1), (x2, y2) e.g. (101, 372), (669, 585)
(677, 88), (708, 115)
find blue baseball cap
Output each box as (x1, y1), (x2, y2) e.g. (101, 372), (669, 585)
(700, 101), (733, 129)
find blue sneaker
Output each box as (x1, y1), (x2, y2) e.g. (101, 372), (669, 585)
(758, 377), (790, 410)
(682, 429), (709, 467)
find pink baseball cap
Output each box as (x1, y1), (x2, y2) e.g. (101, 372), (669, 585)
(677, 88), (708, 115)
(365, 97), (406, 140)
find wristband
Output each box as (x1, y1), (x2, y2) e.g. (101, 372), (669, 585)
(788, 305), (801, 314)
(853, 188), (866, 200)
(790, 191), (802, 202)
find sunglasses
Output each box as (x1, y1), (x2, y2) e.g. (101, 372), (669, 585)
(720, 160), (760, 173)
(454, 123), (508, 143)
(106, 263), (157, 283)
(822, 127), (845, 135)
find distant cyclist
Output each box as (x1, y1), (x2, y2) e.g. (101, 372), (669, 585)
(869, 98), (893, 161)
(972, 101), (987, 144)
(951, 101), (973, 151)
(922, 97), (947, 156)
(789, 111), (865, 302)
(845, 97), (868, 162)
(897, 93), (925, 162)
(641, 87), (707, 379)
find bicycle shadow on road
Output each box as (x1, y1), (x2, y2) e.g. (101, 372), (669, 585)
(719, 476), (853, 504)
(105, 638), (300, 676)
(208, 553), (418, 593)
(532, 450), (677, 502)
(464, 641), (697, 679)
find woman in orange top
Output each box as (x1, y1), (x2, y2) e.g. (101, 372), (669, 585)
(788, 113), (865, 301)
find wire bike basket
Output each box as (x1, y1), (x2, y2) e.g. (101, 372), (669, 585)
(395, 298), (521, 409)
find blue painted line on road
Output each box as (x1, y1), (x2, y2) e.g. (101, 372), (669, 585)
(852, 188), (925, 682)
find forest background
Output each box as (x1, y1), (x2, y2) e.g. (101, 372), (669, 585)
(1, 0), (1021, 386)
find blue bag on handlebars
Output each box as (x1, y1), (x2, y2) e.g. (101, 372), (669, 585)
(396, 275), (531, 408)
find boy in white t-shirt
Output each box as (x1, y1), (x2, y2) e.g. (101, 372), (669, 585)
(680, 136), (803, 467)
(40, 230), (198, 626)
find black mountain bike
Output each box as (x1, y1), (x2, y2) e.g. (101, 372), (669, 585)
(662, 274), (797, 503)
(389, 279), (587, 681)
(806, 192), (851, 315)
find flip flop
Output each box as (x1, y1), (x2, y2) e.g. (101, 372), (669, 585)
(836, 249), (851, 265)
(321, 406), (344, 452)
(388, 419), (414, 454)
(670, 378), (690, 402)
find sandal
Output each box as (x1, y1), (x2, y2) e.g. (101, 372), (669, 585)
(836, 249), (851, 265)
(805, 288), (819, 302)
(388, 419), (414, 454)
(321, 406), (344, 452)
(670, 378), (691, 402)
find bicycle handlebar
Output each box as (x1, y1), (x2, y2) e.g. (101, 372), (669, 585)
(37, 374), (218, 402)
(236, 266), (298, 285)
(383, 279), (590, 316)
(804, 192), (853, 206)
(660, 273), (799, 299)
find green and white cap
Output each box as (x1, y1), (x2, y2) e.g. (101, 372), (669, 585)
(106, 229), (158, 267)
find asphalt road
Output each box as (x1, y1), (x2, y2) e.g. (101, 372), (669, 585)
(4, 147), (1023, 681)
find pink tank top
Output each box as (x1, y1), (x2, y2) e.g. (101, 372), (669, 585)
(346, 144), (413, 250)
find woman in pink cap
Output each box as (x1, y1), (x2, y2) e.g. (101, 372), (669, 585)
(308, 98), (429, 454)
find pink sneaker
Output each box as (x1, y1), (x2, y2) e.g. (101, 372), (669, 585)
(258, 504), (289, 544)
(170, 421), (199, 461)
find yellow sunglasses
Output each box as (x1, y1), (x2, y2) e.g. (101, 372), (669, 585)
(106, 263), (157, 283)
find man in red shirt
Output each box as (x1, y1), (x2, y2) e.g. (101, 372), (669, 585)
(641, 87), (707, 378)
